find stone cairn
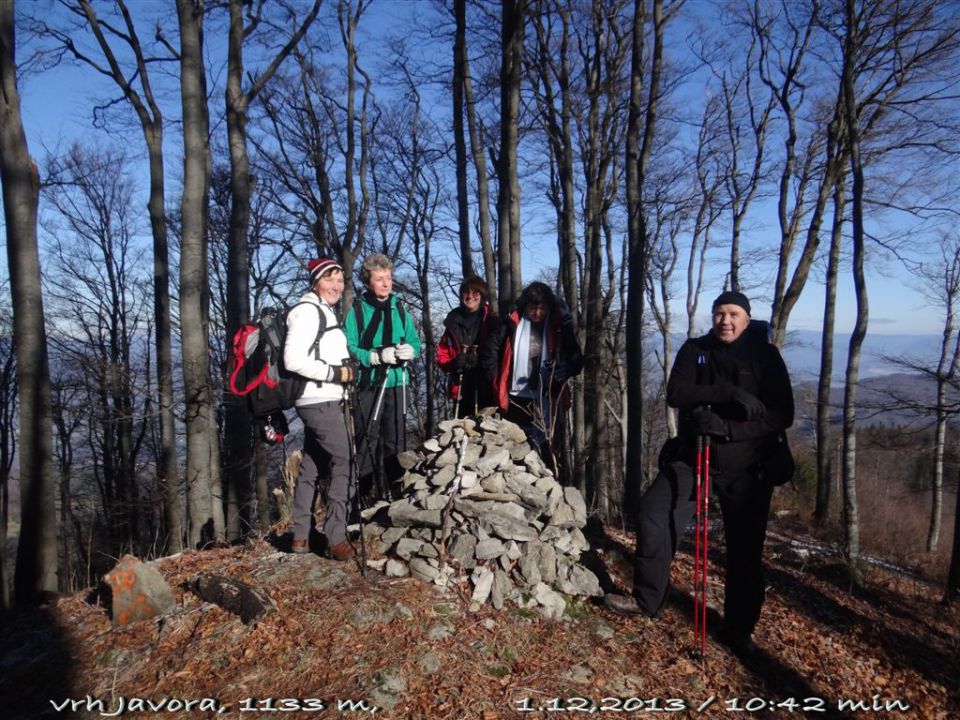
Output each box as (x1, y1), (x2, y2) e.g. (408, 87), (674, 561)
(361, 415), (602, 619)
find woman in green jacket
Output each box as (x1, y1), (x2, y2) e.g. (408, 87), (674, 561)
(345, 253), (421, 501)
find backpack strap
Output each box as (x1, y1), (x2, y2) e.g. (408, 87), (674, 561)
(354, 297), (411, 390)
(229, 324), (268, 396)
(292, 300), (332, 360)
(355, 300), (379, 350)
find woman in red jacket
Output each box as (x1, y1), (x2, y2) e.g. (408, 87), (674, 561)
(436, 276), (499, 417)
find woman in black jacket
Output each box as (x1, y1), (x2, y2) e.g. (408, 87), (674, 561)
(436, 276), (499, 417)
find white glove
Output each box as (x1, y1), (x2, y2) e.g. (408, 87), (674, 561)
(368, 350), (382, 366)
(396, 343), (414, 361)
(379, 346), (398, 365)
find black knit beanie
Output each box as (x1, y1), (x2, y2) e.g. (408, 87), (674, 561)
(712, 291), (751, 316)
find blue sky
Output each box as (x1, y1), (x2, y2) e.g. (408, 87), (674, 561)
(9, 0), (953, 338)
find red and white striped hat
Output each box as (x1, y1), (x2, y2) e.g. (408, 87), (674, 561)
(308, 257), (343, 285)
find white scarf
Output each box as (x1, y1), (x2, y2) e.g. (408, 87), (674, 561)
(510, 315), (550, 398)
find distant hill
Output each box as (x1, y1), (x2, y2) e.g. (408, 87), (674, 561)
(794, 372), (948, 431)
(781, 330), (942, 384)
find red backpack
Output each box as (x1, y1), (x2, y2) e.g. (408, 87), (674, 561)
(228, 304), (325, 427)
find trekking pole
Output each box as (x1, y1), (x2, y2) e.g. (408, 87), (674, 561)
(371, 360), (390, 424)
(361, 365), (391, 500)
(342, 385), (367, 577)
(700, 435), (711, 658)
(453, 371), (463, 418)
(400, 360), (408, 442)
(693, 434), (706, 660)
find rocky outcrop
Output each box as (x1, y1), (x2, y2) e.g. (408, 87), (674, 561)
(361, 416), (601, 619)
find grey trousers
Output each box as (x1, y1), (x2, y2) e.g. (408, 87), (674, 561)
(294, 400), (353, 546)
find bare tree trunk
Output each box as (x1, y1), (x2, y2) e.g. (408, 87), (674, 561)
(0, 341), (15, 607)
(530, 0), (578, 327)
(927, 243), (960, 550)
(814, 174), (845, 524)
(647, 231), (677, 438)
(336, 0), (373, 311)
(0, 0), (58, 602)
(579, 0), (629, 500)
(718, 60), (773, 292)
(625, 0), (667, 513)
(453, 0), (474, 278)
(750, 1), (816, 336)
(178, 0), (219, 548)
(223, 0), (321, 541)
(224, 0), (254, 542)
(685, 101), (722, 341)
(497, 0), (525, 308)
(773, 98), (845, 348)
(403, 77), (439, 438)
(530, 0), (584, 493)
(945, 466), (960, 603)
(151, 136), (181, 553)
(463, 52), (496, 310)
(929, 399), (947, 550)
(840, 0), (866, 568)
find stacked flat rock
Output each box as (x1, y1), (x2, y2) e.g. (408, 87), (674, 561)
(361, 416), (601, 619)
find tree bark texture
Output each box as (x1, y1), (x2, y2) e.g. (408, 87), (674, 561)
(177, 0), (219, 548)
(0, 0), (58, 603)
(462, 48), (496, 311)
(945, 466), (960, 603)
(453, 0), (474, 279)
(497, 0), (525, 309)
(223, 0), (321, 541)
(840, 0), (866, 566)
(928, 245), (960, 551)
(814, 176), (844, 525)
(625, 0), (665, 514)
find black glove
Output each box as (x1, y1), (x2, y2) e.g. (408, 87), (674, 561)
(462, 345), (478, 370)
(689, 407), (728, 438)
(731, 387), (766, 420)
(329, 360), (358, 384)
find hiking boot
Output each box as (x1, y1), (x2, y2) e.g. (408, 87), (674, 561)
(291, 539), (310, 554)
(327, 540), (356, 561)
(719, 628), (758, 658)
(603, 593), (644, 616)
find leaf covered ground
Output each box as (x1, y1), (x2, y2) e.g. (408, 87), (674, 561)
(1, 521), (957, 720)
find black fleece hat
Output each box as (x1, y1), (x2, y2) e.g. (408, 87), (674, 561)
(712, 290), (751, 316)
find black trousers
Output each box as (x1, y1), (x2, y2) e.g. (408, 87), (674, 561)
(354, 384), (406, 500)
(633, 459), (773, 638)
(451, 367), (495, 418)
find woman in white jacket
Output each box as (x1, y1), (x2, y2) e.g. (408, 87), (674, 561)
(283, 257), (357, 560)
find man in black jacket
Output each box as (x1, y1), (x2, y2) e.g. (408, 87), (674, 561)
(608, 291), (794, 656)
